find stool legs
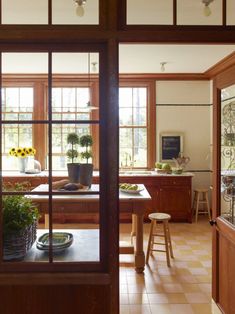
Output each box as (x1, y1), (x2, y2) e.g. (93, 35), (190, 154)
(194, 190), (211, 222)
(166, 221), (174, 259)
(195, 191), (200, 223)
(146, 219), (173, 267)
(204, 191), (211, 220)
(163, 221), (171, 267)
(146, 220), (155, 264)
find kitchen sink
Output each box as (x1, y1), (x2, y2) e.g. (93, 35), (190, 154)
(119, 170), (153, 175)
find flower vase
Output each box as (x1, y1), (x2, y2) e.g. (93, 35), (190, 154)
(18, 158), (27, 173)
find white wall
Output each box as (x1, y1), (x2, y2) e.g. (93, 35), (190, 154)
(156, 80), (212, 203)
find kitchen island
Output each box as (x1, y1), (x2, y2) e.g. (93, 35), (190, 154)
(3, 170), (194, 222)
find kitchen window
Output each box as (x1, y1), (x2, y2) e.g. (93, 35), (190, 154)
(2, 78), (155, 171)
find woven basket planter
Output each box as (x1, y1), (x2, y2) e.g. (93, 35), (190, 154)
(3, 221), (37, 261)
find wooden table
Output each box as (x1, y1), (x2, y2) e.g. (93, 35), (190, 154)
(29, 184), (151, 273)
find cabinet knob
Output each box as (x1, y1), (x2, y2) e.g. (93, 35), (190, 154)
(209, 220), (216, 226)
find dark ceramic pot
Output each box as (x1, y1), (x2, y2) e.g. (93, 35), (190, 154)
(79, 164), (93, 187)
(67, 163), (80, 183)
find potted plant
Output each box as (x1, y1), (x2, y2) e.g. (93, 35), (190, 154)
(2, 182), (39, 261)
(79, 134), (93, 187)
(66, 132), (80, 183)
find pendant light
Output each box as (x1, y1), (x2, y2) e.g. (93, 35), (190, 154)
(202, 0), (214, 17)
(86, 53), (97, 111)
(74, 0), (87, 17)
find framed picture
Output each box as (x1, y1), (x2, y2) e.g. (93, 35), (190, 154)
(160, 133), (183, 162)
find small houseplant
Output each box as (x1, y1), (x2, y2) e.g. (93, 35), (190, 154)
(66, 132), (80, 183)
(2, 182), (39, 261)
(79, 134), (93, 187)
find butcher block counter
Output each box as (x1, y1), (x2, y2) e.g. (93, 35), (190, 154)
(2, 171), (193, 223)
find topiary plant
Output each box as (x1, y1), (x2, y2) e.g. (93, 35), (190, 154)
(80, 134), (93, 163)
(66, 132), (79, 163)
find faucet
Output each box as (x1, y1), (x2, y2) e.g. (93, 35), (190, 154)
(120, 153), (134, 170)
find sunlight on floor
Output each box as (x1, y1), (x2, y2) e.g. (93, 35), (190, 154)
(119, 218), (220, 314)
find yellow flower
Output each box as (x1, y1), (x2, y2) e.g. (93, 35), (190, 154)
(9, 147), (36, 158)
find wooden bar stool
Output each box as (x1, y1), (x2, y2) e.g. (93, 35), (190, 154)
(146, 213), (174, 267)
(193, 188), (211, 223)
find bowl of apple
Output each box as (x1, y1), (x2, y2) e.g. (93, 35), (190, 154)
(155, 162), (172, 174)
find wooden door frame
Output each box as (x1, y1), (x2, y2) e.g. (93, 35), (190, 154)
(212, 64), (235, 305)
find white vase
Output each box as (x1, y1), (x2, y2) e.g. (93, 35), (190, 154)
(18, 158), (27, 173)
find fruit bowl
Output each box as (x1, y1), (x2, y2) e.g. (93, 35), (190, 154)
(155, 168), (172, 174)
(172, 168), (183, 175)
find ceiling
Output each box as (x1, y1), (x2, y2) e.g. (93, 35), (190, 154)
(119, 44), (235, 73)
(2, 44), (235, 74)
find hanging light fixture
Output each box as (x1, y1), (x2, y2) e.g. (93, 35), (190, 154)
(91, 62), (98, 73)
(160, 62), (167, 72)
(202, 0), (214, 17)
(85, 53), (97, 111)
(74, 0), (87, 17)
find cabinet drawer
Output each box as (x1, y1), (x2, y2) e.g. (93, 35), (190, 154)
(159, 178), (190, 186)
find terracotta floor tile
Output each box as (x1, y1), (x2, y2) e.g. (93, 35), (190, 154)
(189, 268), (209, 275)
(169, 304), (194, 314)
(185, 292), (211, 304)
(128, 284), (146, 293)
(147, 293), (168, 304)
(119, 220), (212, 311)
(191, 303), (212, 314)
(166, 293), (188, 304)
(120, 293), (129, 305)
(129, 304), (152, 314)
(149, 304), (171, 314)
(120, 305), (130, 314)
(128, 293), (149, 304)
(163, 283), (184, 293)
(181, 283), (202, 293)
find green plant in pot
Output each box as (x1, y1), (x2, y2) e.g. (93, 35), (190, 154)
(2, 183), (39, 261)
(79, 134), (93, 187)
(66, 132), (80, 183)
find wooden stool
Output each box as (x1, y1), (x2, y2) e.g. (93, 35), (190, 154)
(193, 188), (211, 223)
(146, 213), (174, 267)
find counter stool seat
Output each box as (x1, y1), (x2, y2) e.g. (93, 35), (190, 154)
(146, 212), (174, 267)
(193, 188), (211, 223)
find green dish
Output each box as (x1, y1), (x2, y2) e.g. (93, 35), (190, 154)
(36, 232), (73, 251)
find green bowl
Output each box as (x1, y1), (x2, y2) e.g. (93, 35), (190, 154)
(172, 168), (183, 175)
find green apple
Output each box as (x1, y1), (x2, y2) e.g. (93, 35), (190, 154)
(155, 162), (162, 169)
(162, 163), (171, 170)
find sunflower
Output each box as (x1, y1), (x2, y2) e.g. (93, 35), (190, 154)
(9, 147), (36, 158)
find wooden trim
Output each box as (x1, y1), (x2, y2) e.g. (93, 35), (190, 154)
(0, 273), (111, 285)
(222, 0), (226, 27)
(173, 0), (177, 26)
(212, 62), (235, 306)
(2, 73), (210, 81)
(205, 52), (235, 78)
(33, 82), (47, 170)
(148, 80), (156, 168)
(119, 73), (209, 80)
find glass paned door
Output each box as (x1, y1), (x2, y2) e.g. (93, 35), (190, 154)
(220, 85), (235, 222)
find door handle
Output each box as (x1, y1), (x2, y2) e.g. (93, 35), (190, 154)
(209, 220), (217, 226)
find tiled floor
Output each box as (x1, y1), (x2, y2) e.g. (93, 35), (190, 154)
(119, 218), (218, 314)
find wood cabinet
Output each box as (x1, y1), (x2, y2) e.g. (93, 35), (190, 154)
(3, 173), (193, 223)
(117, 175), (192, 222)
